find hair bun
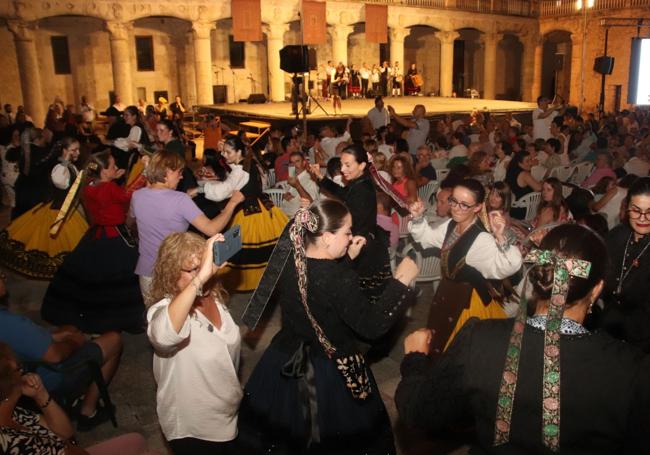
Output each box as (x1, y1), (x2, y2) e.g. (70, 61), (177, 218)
(529, 263), (554, 299)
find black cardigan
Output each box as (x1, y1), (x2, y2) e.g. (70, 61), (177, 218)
(395, 318), (650, 454)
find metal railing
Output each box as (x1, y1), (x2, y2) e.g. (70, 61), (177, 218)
(360, 0), (537, 16)
(539, 0), (650, 16)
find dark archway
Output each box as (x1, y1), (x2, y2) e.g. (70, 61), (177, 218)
(541, 30), (572, 101)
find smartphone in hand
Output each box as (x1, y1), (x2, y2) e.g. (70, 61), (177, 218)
(213, 225), (242, 265)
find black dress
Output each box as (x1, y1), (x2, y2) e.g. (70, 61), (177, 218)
(396, 317), (650, 454)
(241, 258), (412, 454)
(598, 224), (650, 352)
(505, 168), (533, 220)
(320, 175), (392, 305)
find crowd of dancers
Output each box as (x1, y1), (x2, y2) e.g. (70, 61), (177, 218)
(1, 93), (650, 455)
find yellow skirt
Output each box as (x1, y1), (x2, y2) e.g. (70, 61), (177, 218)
(218, 202), (288, 292)
(127, 158), (144, 187)
(0, 202), (89, 279)
(443, 289), (506, 351)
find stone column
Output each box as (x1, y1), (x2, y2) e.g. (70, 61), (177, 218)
(482, 32), (500, 100)
(265, 22), (289, 102)
(183, 30), (198, 106)
(435, 30), (459, 98)
(192, 21), (214, 105)
(569, 35), (583, 108)
(106, 21), (134, 105)
(531, 36), (543, 102)
(331, 24), (353, 66)
(8, 21), (45, 127)
(389, 27), (409, 69)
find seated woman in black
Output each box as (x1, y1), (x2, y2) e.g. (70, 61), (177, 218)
(396, 223), (650, 454)
(505, 150), (542, 220)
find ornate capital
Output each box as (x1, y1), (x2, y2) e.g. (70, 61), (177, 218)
(330, 24), (353, 42)
(192, 21), (214, 40)
(7, 20), (37, 41)
(264, 22), (289, 41)
(389, 26), (409, 43)
(481, 32), (503, 46)
(105, 21), (133, 41)
(434, 30), (460, 45)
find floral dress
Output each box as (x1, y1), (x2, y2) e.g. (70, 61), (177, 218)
(0, 406), (66, 454)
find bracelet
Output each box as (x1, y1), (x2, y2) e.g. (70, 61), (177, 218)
(191, 277), (204, 297)
(39, 395), (52, 409)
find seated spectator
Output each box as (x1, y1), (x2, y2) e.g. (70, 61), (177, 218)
(0, 342), (154, 454)
(576, 212), (609, 238)
(582, 151), (617, 188)
(273, 136), (299, 183)
(0, 304), (122, 431)
(396, 223), (650, 454)
(493, 141), (513, 182)
(534, 177), (570, 227)
(376, 127), (394, 159)
(414, 145), (437, 186)
(147, 232), (242, 453)
(376, 192), (398, 250)
(389, 154), (418, 203)
(467, 150), (493, 187)
(447, 132), (468, 168)
(280, 151), (320, 217)
(590, 174), (636, 230)
(543, 138), (563, 170)
(505, 150), (542, 219)
(624, 147), (650, 177)
(372, 152), (392, 182)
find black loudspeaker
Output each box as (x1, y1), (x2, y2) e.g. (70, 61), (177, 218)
(213, 85), (227, 104)
(594, 56), (615, 75)
(247, 93), (267, 104)
(280, 45), (309, 73)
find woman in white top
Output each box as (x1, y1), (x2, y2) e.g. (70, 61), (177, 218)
(147, 231), (242, 455)
(590, 175), (635, 230)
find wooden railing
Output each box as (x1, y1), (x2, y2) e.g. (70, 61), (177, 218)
(539, 0), (650, 16)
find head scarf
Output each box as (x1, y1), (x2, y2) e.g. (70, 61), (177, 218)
(494, 249), (592, 452)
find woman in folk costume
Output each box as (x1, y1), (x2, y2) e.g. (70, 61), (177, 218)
(408, 178), (522, 356)
(0, 137), (88, 279)
(199, 135), (287, 291)
(41, 150), (147, 334)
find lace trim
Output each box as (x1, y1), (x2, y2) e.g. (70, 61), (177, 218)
(526, 315), (589, 335)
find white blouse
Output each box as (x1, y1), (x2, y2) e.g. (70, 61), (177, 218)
(409, 218), (522, 279)
(51, 163), (78, 190)
(147, 298), (242, 442)
(203, 164), (249, 202)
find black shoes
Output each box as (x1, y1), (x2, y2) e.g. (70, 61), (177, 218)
(77, 403), (116, 432)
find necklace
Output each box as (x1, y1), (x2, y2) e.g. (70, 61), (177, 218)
(616, 232), (650, 295)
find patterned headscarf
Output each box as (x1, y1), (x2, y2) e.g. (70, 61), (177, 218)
(289, 208), (337, 357)
(494, 249), (592, 452)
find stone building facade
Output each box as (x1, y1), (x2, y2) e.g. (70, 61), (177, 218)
(0, 0), (648, 126)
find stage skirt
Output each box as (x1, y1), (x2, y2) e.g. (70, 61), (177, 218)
(217, 200), (288, 292)
(126, 157), (145, 187)
(41, 226), (145, 334)
(240, 342), (396, 455)
(0, 202), (88, 279)
(444, 289), (506, 351)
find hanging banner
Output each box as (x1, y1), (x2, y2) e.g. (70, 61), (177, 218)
(302, 0), (327, 45)
(232, 0), (262, 42)
(365, 4), (387, 43)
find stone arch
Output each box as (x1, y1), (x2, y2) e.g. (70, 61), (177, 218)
(541, 30), (572, 102)
(456, 28), (482, 96)
(498, 33), (524, 100)
(404, 25), (439, 95)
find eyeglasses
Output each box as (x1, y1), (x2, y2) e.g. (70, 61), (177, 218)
(628, 208), (650, 220)
(448, 196), (478, 211)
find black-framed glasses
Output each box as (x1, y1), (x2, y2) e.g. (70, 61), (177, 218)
(628, 208), (650, 220)
(448, 196), (478, 211)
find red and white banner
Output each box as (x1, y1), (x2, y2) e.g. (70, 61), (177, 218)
(365, 4), (387, 43)
(302, 0), (327, 45)
(232, 0), (262, 42)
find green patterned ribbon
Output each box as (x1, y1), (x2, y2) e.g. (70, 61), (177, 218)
(493, 249), (591, 452)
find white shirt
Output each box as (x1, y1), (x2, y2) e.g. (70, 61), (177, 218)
(624, 157), (650, 177)
(532, 108), (554, 141)
(204, 164), (250, 202)
(367, 107), (390, 130)
(409, 218), (522, 278)
(80, 104), (95, 122)
(51, 163), (78, 190)
(493, 156), (511, 182)
(281, 170), (320, 216)
(378, 144), (393, 160)
(320, 131), (351, 160)
(448, 144), (468, 160)
(359, 68), (370, 80)
(147, 298), (242, 442)
(113, 125), (143, 151)
(407, 118), (430, 155)
(597, 186), (627, 230)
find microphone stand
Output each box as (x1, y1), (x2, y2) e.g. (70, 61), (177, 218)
(231, 68), (237, 104)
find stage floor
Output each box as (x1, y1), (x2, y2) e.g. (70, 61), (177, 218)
(198, 96), (537, 121)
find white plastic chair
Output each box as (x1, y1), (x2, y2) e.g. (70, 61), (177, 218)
(395, 212), (412, 239)
(431, 158), (449, 170)
(267, 169), (276, 188)
(549, 165), (575, 182)
(401, 243), (442, 291)
(263, 188), (284, 208)
(531, 165), (546, 182)
(561, 184), (574, 199)
(418, 181), (439, 210)
(570, 162), (594, 185)
(436, 168), (450, 182)
(511, 192), (542, 221)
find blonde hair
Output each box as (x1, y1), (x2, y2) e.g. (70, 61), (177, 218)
(145, 150), (185, 184)
(150, 232), (228, 305)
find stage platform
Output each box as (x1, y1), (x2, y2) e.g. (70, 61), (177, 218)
(197, 96), (536, 124)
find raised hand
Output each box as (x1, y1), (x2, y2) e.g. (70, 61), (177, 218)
(404, 328), (433, 355)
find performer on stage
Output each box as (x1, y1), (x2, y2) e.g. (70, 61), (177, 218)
(407, 178), (522, 357)
(405, 63), (422, 96)
(0, 137), (89, 279)
(330, 64), (348, 115)
(201, 135), (288, 292)
(348, 64), (362, 99)
(392, 61), (403, 97)
(379, 61), (390, 97)
(359, 63), (371, 98)
(240, 199), (419, 455)
(41, 150), (146, 334)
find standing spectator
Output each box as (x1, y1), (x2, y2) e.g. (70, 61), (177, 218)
(387, 104), (430, 156)
(366, 96), (390, 131)
(169, 95), (186, 126)
(532, 96), (564, 141)
(80, 96), (95, 124)
(319, 118), (352, 161)
(274, 136), (299, 183)
(280, 151), (320, 217)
